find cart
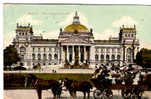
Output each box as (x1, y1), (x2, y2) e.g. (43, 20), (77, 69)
(90, 77), (148, 99)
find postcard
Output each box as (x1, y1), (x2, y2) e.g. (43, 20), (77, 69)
(3, 4), (151, 99)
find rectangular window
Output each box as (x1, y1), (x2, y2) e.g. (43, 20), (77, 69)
(33, 47), (35, 52)
(117, 48), (120, 53)
(38, 48), (40, 52)
(49, 47), (51, 51)
(112, 48), (115, 52)
(95, 48), (99, 53)
(106, 48), (110, 52)
(32, 54), (35, 60)
(101, 48), (104, 52)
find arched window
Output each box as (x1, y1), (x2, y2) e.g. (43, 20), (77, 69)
(127, 48), (132, 62)
(117, 55), (120, 61)
(54, 54), (58, 60)
(49, 54), (52, 61)
(112, 55), (115, 60)
(38, 54), (41, 60)
(95, 54), (99, 61)
(106, 55), (109, 61)
(101, 54), (104, 62)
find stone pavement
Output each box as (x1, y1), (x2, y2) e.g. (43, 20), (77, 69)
(4, 89), (151, 99)
(4, 68), (95, 74)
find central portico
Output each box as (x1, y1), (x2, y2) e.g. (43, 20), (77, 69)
(61, 44), (91, 64)
(58, 12), (94, 67)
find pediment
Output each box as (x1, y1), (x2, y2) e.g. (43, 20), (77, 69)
(61, 36), (91, 44)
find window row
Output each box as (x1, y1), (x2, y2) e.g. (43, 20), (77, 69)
(32, 47), (58, 52)
(32, 53), (58, 60)
(33, 62), (58, 66)
(125, 33), (135, 38)
(95, 54), (121, 61)
(95, 48), (121, 53)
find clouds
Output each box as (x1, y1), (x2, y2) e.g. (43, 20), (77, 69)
(140, 41), (151, 49)
(16, 15), (42, 25)
(94, 29), (118, 40)
(112, 16), (137, 27)
(34, 29), (59, 39)
(59, 11), (91, 28)
(43, 30), (59, 39)
(3, 31), (16, 48)
(94, 16), (138, 40)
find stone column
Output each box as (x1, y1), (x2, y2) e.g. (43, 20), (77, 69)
(98, 53), (100, 62)
(84, 46), (86, 62)
(67, 45), (69, 62)
(89, 46), (95, 68)
(57, 47), (60, 64)
(78, 46), (81, 63)
(61, 46), (64, 64)
(72, 45), (75, 63)
(104, 51), (106, 63)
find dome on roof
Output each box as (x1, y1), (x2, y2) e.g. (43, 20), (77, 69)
(63, 11), (88, 32)
(64, 24), (88, 32)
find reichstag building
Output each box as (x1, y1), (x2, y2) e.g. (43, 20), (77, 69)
(13, 12), (139, 69)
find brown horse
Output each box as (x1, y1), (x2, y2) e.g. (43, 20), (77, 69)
(63, 78), (92, 99)
(25, 74), (62, 99)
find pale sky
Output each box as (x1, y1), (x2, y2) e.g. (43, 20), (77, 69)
(3, 4), (151, 49)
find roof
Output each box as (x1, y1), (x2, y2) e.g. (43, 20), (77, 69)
(16, 26), (32, 31)
(120, 28), (136, 32)
(31, 39), (58, 44)
(94, 40), (120, 45)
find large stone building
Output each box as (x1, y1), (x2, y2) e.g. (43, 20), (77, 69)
(13, 12), (139, 69)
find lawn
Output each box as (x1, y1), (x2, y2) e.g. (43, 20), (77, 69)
(4, 73), (93, 89)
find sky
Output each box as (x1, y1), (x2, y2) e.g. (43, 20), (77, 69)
(3, 4), (151, 49)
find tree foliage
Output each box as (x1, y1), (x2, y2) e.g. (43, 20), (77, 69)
(4, 45), (20, 68)
(136, 48), (151, 68)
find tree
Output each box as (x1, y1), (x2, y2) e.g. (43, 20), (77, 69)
(33, 63), (41, 70)
(136, 48), (151, 68)
(4, 45), (21, 69)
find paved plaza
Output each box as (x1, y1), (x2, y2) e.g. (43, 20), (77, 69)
(4, 89), (151, 99)
(4, 68), (95, 74)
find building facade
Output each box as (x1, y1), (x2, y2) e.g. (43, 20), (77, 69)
(13, 12), (139, 69)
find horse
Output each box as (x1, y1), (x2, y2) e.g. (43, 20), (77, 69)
(63, 78), (92, 99)
(24, 74), (62, 99)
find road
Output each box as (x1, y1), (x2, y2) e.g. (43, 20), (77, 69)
(4, 89), (151, 99)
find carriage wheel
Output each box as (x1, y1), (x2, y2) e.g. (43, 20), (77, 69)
(121, 90), (129, 99)
(103, 89), (113, 99)
(93, 89), (113, 99)
(93, 89), (102, 99)
(122, 90), (138, 99)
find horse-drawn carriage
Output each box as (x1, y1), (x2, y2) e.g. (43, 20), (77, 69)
(90, 78), (147, 99)
(90, 65), (149, 99)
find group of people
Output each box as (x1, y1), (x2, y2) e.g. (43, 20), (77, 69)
(92, 63), (141, 85)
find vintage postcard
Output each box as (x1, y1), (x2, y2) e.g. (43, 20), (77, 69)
(3, 3), (151, 99)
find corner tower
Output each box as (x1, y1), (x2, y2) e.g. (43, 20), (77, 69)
(119, 25), (139, 64)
